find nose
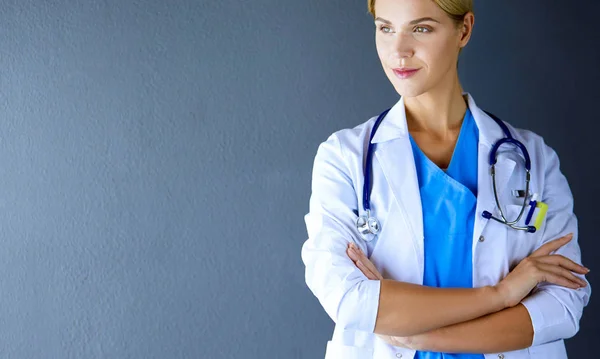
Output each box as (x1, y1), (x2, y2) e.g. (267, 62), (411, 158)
(389, 32), (414, 61)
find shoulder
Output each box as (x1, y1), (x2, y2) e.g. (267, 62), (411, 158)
(501, 122), (566, 191)
(503, 122), (554, 162)
(468, 93), (554, 161)
(313, 115), (379, 162)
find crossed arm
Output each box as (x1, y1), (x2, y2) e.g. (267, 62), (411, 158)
(407, 303), (534, 353)
(348, 243), (536, 353)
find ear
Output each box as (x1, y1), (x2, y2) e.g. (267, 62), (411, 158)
(459, 12), (475, 48)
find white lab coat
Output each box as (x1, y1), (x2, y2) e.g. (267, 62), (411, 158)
(301, 93), (591, 359)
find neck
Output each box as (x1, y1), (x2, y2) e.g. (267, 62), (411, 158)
(403, 71), (467, 140)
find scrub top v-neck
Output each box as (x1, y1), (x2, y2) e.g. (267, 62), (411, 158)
(410, 108), (484, 359)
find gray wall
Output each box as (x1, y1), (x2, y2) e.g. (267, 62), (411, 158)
(0, 1), (597, 358)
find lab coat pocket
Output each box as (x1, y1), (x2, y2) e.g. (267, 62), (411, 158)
(324, 341), (373, 359)
(503, 204), (542, 265)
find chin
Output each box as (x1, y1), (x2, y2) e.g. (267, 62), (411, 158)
(386, 73), (429, 98)
(391, 84), (428, 98)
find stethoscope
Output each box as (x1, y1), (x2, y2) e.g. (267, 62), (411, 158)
(356, 107), (548, 241)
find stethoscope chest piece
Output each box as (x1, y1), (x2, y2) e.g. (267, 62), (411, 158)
(356, 210), (380, 241)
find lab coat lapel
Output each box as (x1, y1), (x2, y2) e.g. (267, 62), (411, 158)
(374, 140), (424, 243)
(473, 142), (516, 241)
(371, 97), (424, 272)
(468, 94), (517, 241)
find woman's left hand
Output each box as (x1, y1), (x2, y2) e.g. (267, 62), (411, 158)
(346, 242), (418, 350)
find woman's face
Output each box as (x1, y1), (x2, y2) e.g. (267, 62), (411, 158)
(374, 0), (472, 97)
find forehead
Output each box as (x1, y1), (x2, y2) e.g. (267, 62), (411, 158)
(374, 0), (449, 23)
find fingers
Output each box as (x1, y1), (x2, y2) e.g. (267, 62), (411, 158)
(540, 273), (580, 290)
(536, 254), (590, 275)
(376, 335), (398, 347)
(351, 244), (384, 280)
(346, 244), (377, 279)
(346, 243), (384, 280)
(523, 233), (590, 290)
(537, 263), (588, 288)
(531, 233), (573, 257)
(376, 334), (412, 349)
(346, 244), (360, 262)
(536, 263), (585, 289)
(355, 259), (379, 280)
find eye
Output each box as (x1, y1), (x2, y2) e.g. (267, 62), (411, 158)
(378, 25), (393, 34)
(414, 26), (432, 33)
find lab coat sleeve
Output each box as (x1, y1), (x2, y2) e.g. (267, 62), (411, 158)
(521, 140), (591, 346)
(301, 133), (381, 333)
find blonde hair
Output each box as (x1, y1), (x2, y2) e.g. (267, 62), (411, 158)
(367, 0), (473, 24)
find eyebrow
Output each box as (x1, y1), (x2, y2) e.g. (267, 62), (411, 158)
(374, 16), (441, 25)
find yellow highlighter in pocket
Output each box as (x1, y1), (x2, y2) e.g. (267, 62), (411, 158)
(525, 193), (548, 233)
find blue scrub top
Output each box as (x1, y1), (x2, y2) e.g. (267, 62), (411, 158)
(409, 108), (484, 359)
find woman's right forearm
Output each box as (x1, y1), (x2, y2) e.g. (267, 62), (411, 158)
(374, 280), (505, 337)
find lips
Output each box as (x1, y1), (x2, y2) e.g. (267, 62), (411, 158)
(393, 68), (420, 79)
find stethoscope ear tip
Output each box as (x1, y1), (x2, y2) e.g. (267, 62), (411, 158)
(482, 211), (492, 219)
(527, 226), (537, 233)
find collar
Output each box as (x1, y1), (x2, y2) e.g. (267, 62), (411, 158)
(370, 93), (506, 147)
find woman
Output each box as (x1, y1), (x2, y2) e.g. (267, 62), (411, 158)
(301, 0), (591, 358)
